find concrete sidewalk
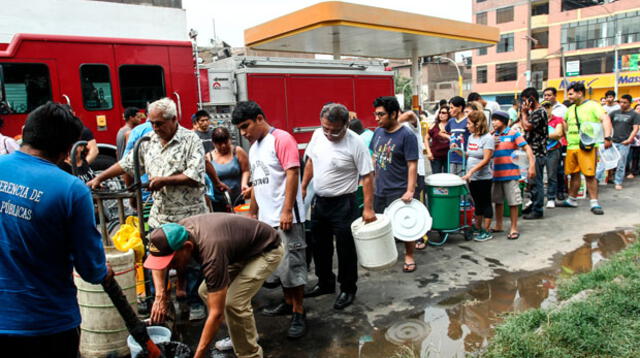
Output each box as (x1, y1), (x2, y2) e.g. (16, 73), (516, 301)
(225, 179), (640, 357)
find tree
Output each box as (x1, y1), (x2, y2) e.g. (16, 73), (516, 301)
(394, 74), (412, 110)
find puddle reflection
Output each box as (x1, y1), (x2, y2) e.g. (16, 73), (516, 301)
(362, 229), (637, 358)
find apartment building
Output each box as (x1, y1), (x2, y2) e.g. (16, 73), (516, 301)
(472, 0), (640, 103)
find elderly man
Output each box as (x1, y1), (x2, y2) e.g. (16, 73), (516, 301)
(88, 97), (210, 318)
(301, 103), (375, 310)
(231, 100), (308, 339)
(144, 214), (283, 358)
(0, 102), (108, 357)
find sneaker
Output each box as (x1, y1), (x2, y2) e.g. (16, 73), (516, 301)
(214, 337), (233, 351)
(546, 200), (556, 208)
(556, 199), (578, 208)
(189, 304), (206, 321)
(473, 230), (494, 242)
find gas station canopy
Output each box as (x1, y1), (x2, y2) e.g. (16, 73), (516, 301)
(245, 1), (499, 59)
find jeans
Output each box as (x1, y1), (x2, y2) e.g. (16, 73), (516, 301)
(430, 158), (446, 174)
(613, 143), (630, 185)
(556, 147), (567, 196)
(546, 148), (561, 200)
(628, 147), (640, 176)
(531, 156), (546, 215)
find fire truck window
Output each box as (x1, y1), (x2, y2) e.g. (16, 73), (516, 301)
(119, 65), (165, 110)
(80, 64), (113, 110)
(0, 63), (52, 114)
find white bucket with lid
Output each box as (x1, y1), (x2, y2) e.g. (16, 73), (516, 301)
(351, 214), (398, 270)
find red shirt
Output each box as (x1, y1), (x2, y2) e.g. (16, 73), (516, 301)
(429, 124), (450, 160)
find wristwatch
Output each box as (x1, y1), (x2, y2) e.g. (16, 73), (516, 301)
(604, 136), (612, 141)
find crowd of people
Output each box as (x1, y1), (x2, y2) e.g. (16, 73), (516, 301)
(1, 80), (639, 358)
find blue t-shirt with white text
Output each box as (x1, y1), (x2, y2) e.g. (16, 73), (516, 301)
(0, 151), (107, 335)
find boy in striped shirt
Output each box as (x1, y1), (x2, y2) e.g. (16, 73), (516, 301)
(491, 111), (535, 240)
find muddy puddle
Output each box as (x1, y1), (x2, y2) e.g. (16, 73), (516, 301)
(359, 229), (637, 358)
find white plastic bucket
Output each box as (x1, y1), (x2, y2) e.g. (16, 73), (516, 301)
(351, 214), (398, 270)
(75, 248), (136, 358)
(127, 326), (172, 358)
(599, 145), (620, 170)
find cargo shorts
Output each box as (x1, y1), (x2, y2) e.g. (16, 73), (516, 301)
(271, 223), (307, 288)
(492, 180), (522, 207)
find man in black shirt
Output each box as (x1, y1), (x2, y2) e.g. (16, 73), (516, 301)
(520, 87), (548, 220)
(599, 94), (640, 190)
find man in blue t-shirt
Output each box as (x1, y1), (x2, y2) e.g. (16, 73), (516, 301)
(370, 96), (419, 273)
(0, 103), (108, 357)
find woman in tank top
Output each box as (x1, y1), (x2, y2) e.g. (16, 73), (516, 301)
(205, 127), (250, 212)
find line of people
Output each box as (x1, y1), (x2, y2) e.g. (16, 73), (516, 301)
(2, 80), (638, 358)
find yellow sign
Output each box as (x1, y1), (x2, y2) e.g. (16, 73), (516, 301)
(96, 115), (107, 127)
(548, 71), (640, 90)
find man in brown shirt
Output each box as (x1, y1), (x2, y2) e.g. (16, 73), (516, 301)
(144, 214), (283, 358)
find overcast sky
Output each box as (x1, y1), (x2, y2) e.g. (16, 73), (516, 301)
(183, 0), (473, 47)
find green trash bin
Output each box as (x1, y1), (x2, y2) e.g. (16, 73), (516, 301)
(425, 174), (468, 230)
(503, 180), (526, 218)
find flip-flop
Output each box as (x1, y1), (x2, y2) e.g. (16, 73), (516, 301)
(507, 232), (520, 240)
(490, 228), (504, 233)
(403, 262), (417, 273)
(415, 238), (427, 250)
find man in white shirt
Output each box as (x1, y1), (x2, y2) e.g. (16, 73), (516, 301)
(543, 87), (567, 119)
(602, 90), (621, 114)
(468, 92), (501, 116)
(301, 103), (375, 310)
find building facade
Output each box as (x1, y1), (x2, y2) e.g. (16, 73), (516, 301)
(472, 0), (640, 104)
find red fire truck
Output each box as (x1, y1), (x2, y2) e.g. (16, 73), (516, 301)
(0, 34), (394, 164)
(0, 34), (198, 168)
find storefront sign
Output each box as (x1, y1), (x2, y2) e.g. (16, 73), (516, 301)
(566, 60), (580, 77)
(548, 71), (640, 90)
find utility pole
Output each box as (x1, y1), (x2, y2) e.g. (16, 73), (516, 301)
(525, 0), (532, 89)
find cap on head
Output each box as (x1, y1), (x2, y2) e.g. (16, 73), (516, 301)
(491, 110), (510, 125)
(143, 223), (189, 270)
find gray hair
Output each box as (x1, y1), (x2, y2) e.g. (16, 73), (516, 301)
(319, 103), (349, 124)
(148, 97), (177, 120)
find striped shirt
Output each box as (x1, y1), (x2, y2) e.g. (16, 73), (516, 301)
(493, 127), (527, 181)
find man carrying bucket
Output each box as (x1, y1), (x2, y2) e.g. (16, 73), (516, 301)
(143, 214), (283, 358)
(370, 96), (419, 272)
(0, 103), (109, 357)
(301, 103), (375, 309)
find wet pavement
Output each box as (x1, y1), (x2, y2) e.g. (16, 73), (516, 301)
(171, 180), (640, 358)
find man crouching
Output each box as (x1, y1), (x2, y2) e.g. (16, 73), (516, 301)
(145, 213), (283, 358)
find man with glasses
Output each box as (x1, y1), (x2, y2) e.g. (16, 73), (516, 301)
(370, 96), (419, 272)
(301, 103), (375, 310)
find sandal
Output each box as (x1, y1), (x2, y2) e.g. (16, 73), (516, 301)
(415, 238), (427, 250)
(507, 232), (520, 240)
(403, 262), (417, 273)
(490, 228), (504, 233)
(591, 206), (604, 215)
